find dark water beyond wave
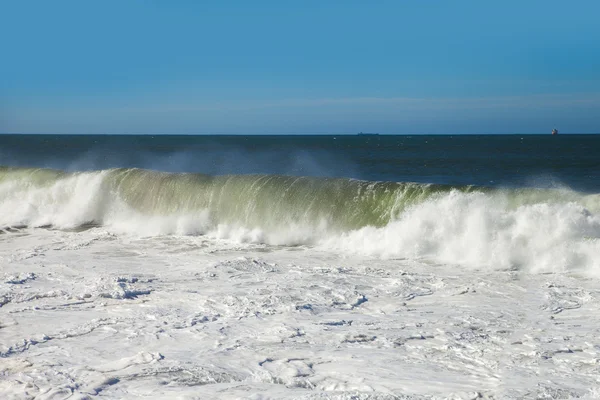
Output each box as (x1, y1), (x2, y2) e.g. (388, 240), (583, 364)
(0, 134), (599, 192)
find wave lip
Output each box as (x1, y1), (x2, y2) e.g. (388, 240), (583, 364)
(0, 166), (599, 274)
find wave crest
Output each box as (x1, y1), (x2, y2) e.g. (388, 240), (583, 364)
(1, 166), (599, 273)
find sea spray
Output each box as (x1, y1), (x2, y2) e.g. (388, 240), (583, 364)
(324, 191), (600, 274)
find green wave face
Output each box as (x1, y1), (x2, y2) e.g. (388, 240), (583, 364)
(2, 166), (600, 274)
(106, 168), (460, 231)
(0, 166), (598, 233)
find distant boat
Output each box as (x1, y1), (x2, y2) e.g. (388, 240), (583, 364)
(357, 132), (379, 136)
(552, 128), (558, 135)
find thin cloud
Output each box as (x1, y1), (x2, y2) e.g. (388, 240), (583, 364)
(78, 93), (600, 114)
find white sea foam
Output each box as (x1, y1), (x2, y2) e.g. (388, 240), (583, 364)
(324, 191), (600, 274)
(0, 170), (109, 229)
(2, 223), (600, 398)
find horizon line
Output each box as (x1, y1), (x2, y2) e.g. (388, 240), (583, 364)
(0, 132), (598, 136)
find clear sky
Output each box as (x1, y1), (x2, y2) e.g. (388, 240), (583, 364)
(1, 0), (599, 134)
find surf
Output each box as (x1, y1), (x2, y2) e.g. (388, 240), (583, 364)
(0, 166), (599, 273)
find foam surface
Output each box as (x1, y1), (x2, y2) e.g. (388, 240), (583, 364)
(2, 228), (600, 398)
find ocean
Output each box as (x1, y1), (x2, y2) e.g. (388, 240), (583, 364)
(1, 134), (599, 190)
(1, 134), (599, 269)
(1, 134), (600, 398)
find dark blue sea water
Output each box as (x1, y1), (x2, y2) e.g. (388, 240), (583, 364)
(1, 134), (598, 192)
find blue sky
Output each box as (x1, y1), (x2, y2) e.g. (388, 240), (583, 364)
(1, 0), (599, 134)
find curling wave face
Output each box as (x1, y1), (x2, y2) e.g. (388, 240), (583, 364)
(1, 166), (599, 273)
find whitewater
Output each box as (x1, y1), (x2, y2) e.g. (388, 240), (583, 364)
(2, 135), (600, 399)
(2, 167), (599, 273)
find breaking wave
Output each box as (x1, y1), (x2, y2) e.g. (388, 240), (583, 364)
(1, 166), (599, 273)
